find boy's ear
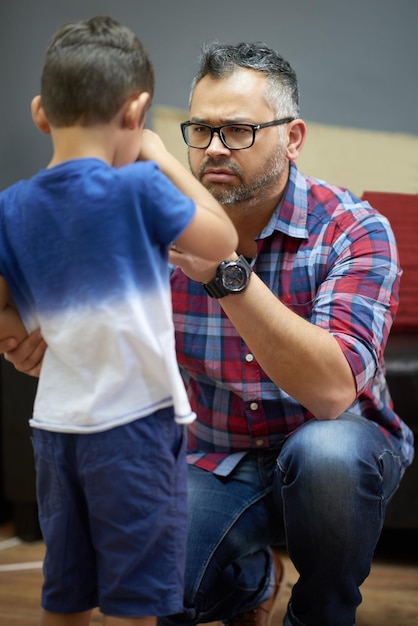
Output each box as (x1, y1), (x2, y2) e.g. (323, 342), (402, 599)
(31, 96), (51, 134)
(123, 92), (151, 130)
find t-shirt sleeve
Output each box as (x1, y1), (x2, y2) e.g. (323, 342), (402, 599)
(130, 161), (196, 246)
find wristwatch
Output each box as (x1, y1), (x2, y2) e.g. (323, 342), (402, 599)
(203, 255), (252, 298)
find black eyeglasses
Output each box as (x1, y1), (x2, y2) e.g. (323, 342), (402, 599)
(180, 118), (294, 150)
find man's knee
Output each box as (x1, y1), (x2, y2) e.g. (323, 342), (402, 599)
(277, 413), (379, 489)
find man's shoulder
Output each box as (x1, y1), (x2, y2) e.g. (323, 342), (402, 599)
(303, 173), (359, 207)
(284, 164), (379, 235)
(302, 173), (382, 224)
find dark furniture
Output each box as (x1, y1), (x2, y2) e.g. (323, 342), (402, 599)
(362, 191), (418, 528)
(0, 359), (40, 540)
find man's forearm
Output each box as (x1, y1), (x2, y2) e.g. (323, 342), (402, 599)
(0, 329), (45, 377)
(0, 305), (28, 345)
(219, 271), (356, 420)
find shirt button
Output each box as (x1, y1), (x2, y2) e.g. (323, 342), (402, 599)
(250, 402), (259, 411)
(256, 439), (264, 447)
(245, 353), (254, 362)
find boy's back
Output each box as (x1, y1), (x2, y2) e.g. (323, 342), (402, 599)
(0, 157), (198, 429)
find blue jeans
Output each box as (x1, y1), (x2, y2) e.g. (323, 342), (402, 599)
(162, 413), (408, 626)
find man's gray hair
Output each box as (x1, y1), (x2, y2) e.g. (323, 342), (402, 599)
(189, 41), (300, 118)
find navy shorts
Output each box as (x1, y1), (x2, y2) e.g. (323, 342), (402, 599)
(32, 407), (188, 617)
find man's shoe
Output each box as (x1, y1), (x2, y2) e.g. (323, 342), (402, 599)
(223, 551), (285, 626)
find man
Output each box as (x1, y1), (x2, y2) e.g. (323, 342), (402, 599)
(2, 42), (414, 626)
(167, 42), (414, 626)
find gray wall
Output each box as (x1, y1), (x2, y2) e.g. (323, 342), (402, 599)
(1, 0), (417, 189)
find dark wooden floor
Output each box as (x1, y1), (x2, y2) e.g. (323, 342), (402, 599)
(0, 523), (417, 625)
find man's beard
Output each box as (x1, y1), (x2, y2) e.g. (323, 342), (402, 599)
(192, 144), (287, 206)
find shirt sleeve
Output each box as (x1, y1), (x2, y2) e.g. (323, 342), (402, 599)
(310, 206), (401, 395)
(134, 161), (196, 246)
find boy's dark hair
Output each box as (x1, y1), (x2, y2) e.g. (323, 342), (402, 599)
(41, 15), (154, 127)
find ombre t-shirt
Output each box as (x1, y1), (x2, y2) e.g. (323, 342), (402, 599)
(0, 158), (196, 432)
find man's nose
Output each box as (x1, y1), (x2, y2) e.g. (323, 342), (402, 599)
(205, 131), (231, 155)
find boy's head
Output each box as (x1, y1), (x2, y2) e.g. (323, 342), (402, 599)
(39, 15), (154, 127)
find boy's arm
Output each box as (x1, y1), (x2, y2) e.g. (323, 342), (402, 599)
(137, 130), (238, 261)
(0, 277), (28, 344)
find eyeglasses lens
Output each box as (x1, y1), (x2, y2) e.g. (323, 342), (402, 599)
(184, 124), (254, 149)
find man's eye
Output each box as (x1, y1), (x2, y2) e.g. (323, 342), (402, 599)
(229, 125), (252, 134)
(193, 126), (210, 134)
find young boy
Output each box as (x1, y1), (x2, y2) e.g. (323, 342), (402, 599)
(0, 16), (238, 626)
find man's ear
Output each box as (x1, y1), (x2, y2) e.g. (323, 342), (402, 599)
(31, 96), (51, 134)
(123, 92), (151, 130)
(286, 119), (306, 161)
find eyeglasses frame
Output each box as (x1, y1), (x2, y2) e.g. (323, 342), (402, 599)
(180, 117), (295, 150)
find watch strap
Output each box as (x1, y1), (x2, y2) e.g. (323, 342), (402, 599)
(203, 277), (230, 298)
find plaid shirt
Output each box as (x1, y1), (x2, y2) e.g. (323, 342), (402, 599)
(171, 162), (414, 475)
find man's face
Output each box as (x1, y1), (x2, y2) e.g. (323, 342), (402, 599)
(188, 68), (288, 207)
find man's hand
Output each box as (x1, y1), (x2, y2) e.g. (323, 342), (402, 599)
(0, 329), (46, 377)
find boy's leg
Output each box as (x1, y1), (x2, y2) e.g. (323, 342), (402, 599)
(84, 411), (188, 618)
(38, 608), (92, 625)
(32, 430), (98, 616)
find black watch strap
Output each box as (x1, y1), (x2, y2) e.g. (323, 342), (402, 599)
(203, 278), (230, 298)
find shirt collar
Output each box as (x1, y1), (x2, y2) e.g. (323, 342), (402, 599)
(258, 162), (309, 241)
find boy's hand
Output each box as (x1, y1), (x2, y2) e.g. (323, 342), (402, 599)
(0, 330), (46, 377)
(136, 129), (168, 163)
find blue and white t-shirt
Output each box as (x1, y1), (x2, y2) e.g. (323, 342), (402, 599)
(0, 158), (196, 432)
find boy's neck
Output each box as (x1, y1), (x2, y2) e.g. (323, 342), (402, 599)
(47, 125), (117, 168)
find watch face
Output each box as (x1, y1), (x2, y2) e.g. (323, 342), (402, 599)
(203, 256), (251, 298)
(222, 263), (248, 291)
